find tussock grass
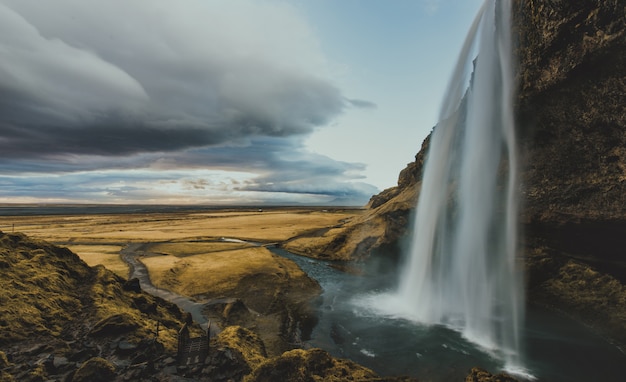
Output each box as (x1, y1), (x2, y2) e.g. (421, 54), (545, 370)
(0, 231), (195, 351)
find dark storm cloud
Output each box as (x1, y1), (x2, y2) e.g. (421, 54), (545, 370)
(0, 0), (379, 204)
(0, 0), (351, 159)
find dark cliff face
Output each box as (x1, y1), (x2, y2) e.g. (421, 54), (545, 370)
(513, 0), (626, 345)
(321, 0), (626, 344)
(513, 0), (626, 271)
(368, 0), (626, 250)
(515, 0), (626, 223)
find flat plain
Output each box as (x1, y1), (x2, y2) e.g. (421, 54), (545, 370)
(0, 207), (361, 291)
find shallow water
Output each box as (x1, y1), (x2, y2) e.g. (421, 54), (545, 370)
(272, 248), (626, 381)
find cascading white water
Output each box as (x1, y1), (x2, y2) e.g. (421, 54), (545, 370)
(397, 0), (524, 368)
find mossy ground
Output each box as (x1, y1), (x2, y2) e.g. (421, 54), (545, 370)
(0, 231), (195, 353)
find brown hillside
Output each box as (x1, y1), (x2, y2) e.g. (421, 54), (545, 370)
(0, 232), (422, 381)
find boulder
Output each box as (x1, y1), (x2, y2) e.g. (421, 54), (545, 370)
(71, 357), (116, 382)
(89, 313), (140, 337)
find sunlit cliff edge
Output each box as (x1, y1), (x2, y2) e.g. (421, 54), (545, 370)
(292, 0), (626, 347)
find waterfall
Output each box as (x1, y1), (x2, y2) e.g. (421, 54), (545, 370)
(398, 0), (523, 368)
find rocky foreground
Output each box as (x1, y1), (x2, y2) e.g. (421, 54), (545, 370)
(0, 230), (428, 382)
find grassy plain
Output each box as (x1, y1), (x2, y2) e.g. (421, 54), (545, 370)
(0, 207), (361, 290)
(1, 207), (361, 355)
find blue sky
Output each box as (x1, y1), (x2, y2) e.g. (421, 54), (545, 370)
(0, 0), (483, 205)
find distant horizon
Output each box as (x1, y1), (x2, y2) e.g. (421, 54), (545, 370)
(0, 203), (366, 218)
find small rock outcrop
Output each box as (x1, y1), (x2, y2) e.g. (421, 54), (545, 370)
(71, 357), (116, 382)
(465, 367), (519, 382)
(245, 348), (418, 382)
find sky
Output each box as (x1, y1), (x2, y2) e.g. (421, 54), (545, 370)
(0, 0), (483, 206)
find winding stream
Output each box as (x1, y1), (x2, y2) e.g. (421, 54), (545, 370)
(120, 243), (219, 336)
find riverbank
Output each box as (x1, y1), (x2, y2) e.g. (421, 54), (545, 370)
(0, 207), (360, 356)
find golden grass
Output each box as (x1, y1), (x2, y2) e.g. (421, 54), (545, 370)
(0, 208), (360, 278)
(149, 241), (251, 257)
(141, 246), (297, 298)
(66, 245), (127, 278)
(87, 264), (189, 351)
(0, 209), (360, 244)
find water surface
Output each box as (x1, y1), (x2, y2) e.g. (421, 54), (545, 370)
(273, 248), (626, 381)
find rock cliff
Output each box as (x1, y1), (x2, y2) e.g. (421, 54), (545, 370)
(309, 0), (626, 345)
(514, 0), (626, 346)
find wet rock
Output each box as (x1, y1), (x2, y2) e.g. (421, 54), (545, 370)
(161, 365), (177, 375)
(23, 344), (53, 357)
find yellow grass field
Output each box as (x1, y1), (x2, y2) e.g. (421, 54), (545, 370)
(0, 208), (359, 244)
(65, 244), (127, 278)
(141, 246), (309, 299)
(0, 208), (361, 297)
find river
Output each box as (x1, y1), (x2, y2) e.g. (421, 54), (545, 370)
(271, 248), (626, 382)
(121, 241), (625, 381)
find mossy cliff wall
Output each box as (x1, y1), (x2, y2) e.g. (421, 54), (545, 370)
(513, 0), (626, 345)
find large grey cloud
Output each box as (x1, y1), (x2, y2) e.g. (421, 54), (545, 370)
(0, 0), (356, 158)
(0, 0), (378, 205)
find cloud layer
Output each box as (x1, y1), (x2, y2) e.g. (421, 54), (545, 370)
(0, 0), (376, 204)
